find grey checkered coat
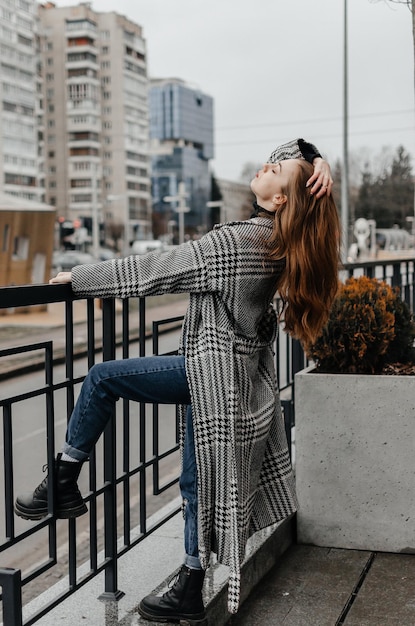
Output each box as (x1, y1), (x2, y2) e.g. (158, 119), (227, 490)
(72, 138), (316, 612)
(72, 219), (297, 612)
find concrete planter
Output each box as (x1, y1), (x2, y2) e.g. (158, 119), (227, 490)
(294, 366), (415, 553)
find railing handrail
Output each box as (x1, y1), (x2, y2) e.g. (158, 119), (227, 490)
(0, 283), (74, 309)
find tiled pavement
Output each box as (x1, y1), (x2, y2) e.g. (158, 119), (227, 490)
(227, 544), (415, 626)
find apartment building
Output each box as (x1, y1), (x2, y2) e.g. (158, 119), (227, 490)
(149, 78), (214, 240)
(38, 1), (152, 247)
(0, 0), (43, 202)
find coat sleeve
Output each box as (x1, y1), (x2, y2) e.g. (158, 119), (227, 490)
(71, 236), (216, 299)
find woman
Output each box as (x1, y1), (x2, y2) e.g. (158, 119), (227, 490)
(15, 139), (340, 622)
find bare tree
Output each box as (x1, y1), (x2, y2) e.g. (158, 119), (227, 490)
(371, 0), (415, 90)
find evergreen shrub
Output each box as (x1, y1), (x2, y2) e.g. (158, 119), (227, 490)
(309, 276), (415, 374)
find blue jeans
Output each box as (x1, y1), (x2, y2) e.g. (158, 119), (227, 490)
(62, 355), (200, 567)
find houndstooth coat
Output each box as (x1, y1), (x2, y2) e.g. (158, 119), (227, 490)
(71, 218), (298, 612)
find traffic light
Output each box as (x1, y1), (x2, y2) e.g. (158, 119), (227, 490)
(59, 219), (75, 249)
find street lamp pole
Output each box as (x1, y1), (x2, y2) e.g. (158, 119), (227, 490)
(107, 194), (129, 256)
(164, 181), (189, 245)
(341, 0), (350, 261)
(91, 163), (100, 260)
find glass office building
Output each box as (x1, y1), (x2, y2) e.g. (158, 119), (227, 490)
(149, 78), (214, 239)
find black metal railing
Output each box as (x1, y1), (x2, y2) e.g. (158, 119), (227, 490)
(0, 256), (413, 625)
(0, 285), (184, 625)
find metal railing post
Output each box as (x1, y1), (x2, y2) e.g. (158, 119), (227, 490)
(0, 568), (22, 626)
(99, 298), (124, 602)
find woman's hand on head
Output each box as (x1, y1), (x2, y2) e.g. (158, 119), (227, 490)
(306, 157), (333, 198)
(49, 271), (72, 284)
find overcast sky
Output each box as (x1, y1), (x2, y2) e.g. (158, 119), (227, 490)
(53, 0), (415, 182)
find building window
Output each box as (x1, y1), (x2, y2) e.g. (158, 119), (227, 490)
(68, 82), (99, 105)
(69, 147), (98, 156)
(67, 51), (97, 63)
(3, 101), (16, 112)
(1, 26), (13, 41)
(2, 9), (13, 21)
(69, 131), (99, 142)
(5, 173), (36, 186)
(66, 19), (97, 33)
(12, 237), (29, 260)
(2, 224), (10, 252)
(73, 161), (91, 171)
(17, 34), (32, 47)
(67, 36), (95, 47)
(71, 193), (92, 203)
(19, 0), (31, 11)
(70, 178), (92, 188)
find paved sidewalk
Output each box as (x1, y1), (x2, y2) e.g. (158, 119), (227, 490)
(226, 544), (415, 626)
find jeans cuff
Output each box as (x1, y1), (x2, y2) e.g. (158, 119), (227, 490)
(62, 443), (90, 462)
(184, 554), (202, 570)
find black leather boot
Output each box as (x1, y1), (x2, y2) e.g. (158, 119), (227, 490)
(14, 453), (87, 520)
(138, 564), (206, 624)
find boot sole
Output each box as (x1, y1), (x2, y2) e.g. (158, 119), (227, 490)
(57, 503), (88, 519)
(14, 504), (48, 521)
(14, 502), (88, 521)
(137, 603), (207, 625)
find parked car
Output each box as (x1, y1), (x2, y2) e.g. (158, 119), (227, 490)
(97, 247), (117, 261)
(52, 250), (98, 273)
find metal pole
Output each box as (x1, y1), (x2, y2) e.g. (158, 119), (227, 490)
(0, 568), (22, 626)
(164, 182), (189, 245)
(178, 182), (186, 245)
(123, 195), (129, 257)
(91, 163), (100, 260)
(341, 0), (350, 261)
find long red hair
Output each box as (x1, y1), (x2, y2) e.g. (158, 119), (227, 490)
(267, 159), (341, 351)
